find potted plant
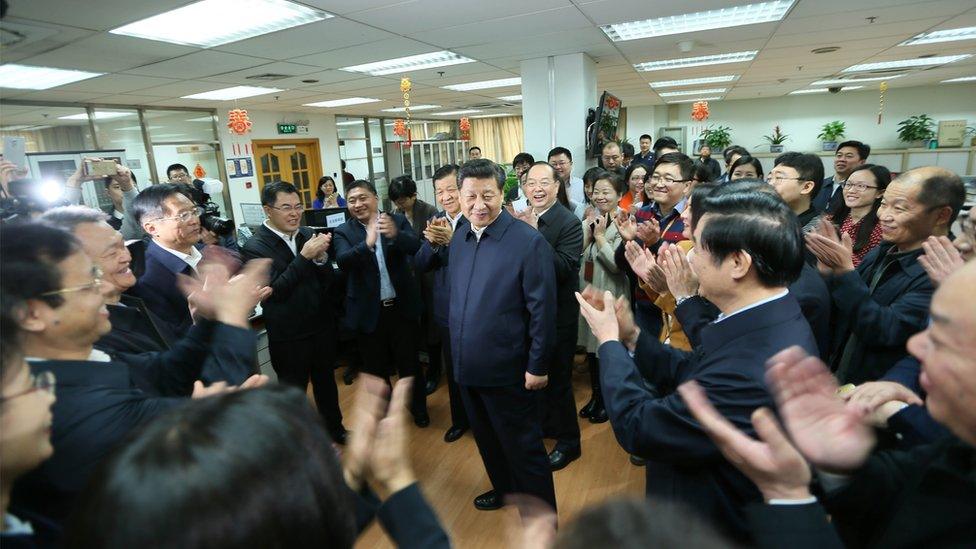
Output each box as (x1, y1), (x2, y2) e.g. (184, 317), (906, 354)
(762, 125), (789, 153)
(818, 121), (846, 151)
(700, 125), (732, 151)
(896, 115), (936, 148)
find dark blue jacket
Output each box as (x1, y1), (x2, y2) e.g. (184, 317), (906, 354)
(828, 243), (933, 384)
(128, 240), (200, 337)
(414, 212), (469, 328)
(599, 294), (818, 542)
(333, 213), (422, 332)
(448, 210), (556, 386)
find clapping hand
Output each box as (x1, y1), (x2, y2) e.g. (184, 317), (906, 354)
(805, 218), (855, 275)
(635, 218), (661, 246)
(191, 374), (270, 399)
(615, 210), (637, 241)
(300, 232), (331, 260)
(624, 240), (668, 295)
(843, 381), (922, 427)
(919, 235), (965, 286)
(659, 243), (698, 299)
(377, 212), (398, 239)
(179, 258), (272, 328)
(0, 160), (28, 190)
(515, 208), (539, 230)
(423, 217), (453, 246)
(577, 289), (619, 344)
(592, 213), (608, 239)
(365, 215), (379, 249)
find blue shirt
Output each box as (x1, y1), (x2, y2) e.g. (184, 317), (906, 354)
(361, 220), (397, 300)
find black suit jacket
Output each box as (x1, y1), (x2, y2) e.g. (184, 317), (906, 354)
(599, 294), (818, 542)
(98, 294), (173, 355)
(128, 240), (197, 337)
(241, 224), (336, 342)
(333, 213), (422, 332)
(536, 203), (583, 329)
(354, 482), (450, 548)
(415, 213), (469, 328)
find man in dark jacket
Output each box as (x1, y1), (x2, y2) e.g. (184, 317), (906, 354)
(515, 162), (584, 470)
(241, 181), (346, 442)
(806, 167), (965, 384)
(578, 190), (816, 543)
(449, 159), (557, 512)
(333, 180), (429, 426)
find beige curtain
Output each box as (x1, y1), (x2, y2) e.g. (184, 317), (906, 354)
(469, 116), (523, 165)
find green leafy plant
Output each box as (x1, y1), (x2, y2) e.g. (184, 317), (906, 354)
(762, 125), (789, 145)
(817, 121), (846, 142)
(700, 125), (732, 150)
(896, 115), (936, 143)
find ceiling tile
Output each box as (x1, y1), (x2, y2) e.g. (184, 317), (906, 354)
(5, 0), (193, 30)
(19, 34), (199, 73)
(289, 37), (435, 69)
(347, 0), (570, 35)
(214, 19), (396, 59)
(123, 51), (272, 79)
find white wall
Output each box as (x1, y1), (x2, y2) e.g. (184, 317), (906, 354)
(216, 109), (340, 224)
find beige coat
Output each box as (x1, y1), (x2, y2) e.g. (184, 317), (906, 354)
(577, 216), (629, 353)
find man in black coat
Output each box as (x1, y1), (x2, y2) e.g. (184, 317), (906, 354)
(578, 190), (817, 543)
(333, 179), (428, 425)
(515, 162), (584, 470)
(241, 181), (346, 441)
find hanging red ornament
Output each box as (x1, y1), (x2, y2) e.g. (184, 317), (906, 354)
(459, 116), (471, 140)
(877, 81), (888, 125)
(193, 163), (206, 179)
(691, 101), (710, 122)
(226, 108), (252, 135)
(392, 118), (407, 137)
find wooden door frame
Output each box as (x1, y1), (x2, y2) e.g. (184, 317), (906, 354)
(251, 138), (323, 194)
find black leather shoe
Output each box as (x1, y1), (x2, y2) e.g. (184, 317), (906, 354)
(413, 411), (430, 428)
(548, 447), (582, 471)
(342, 368), (357, 385)
(589, 405), (608, 424)
(474, 490), (502, 511)
(630, 454), (647, 466)
(425, 378), (439, 395)
(579, 397), (597, 418)
(444, 425), (467, 443)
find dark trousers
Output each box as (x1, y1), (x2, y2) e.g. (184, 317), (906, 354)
(268, 333), (344, 438)
(542, 326), (581, 452)
(356, 301), (428, 414)
(439, 325), (468, 429)
(459, 383), (556, 510)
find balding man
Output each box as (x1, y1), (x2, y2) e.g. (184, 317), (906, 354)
(806, 167), (965, 384)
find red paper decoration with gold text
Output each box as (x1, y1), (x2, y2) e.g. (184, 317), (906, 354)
(691, 101), (710, 122)
(459, 117), (471, 140)
(226, 109), (252, 135)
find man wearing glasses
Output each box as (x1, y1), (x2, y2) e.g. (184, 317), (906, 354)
(767, 153), (825, 235)
(241, 181), (347, 444)
(128, 183), (207, 337)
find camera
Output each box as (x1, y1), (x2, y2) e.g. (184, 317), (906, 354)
(828, 86), (842, 94)
(199, 200), (235, 237)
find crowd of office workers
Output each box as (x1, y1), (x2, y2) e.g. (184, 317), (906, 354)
(0, 130), (974, 548)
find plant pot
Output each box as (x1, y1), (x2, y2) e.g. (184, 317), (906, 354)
(821, 141), (838, 152)
(769, 144), (784, 153)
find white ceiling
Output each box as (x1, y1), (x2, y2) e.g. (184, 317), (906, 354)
(1, 0), (975, 119)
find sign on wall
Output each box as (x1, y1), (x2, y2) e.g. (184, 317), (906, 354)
(226, 157), (254, 178)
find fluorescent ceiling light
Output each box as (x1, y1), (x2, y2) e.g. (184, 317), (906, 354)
(900, 26), (976, 46)
(497, 94), (522, 101)
(442, 77), (521, 91)
(432, 110), (482, 115)
(336, 120), (365, 126)
(182, 86), (283, 100)
(810, 75), (902, 86)
(635, 51), (757, 72)
(602, 1), (793, 42)
(110, 0), (331, 48)
(186, 116), (215, 122)
(650, 75), (738, 88)
(380, 105), (441, 112)
(303, 97), (381, 107)
(657, 88), (727, 97)
(665, 96), (723, 104)
(471, 113), (517, 118)
(0, 64), (103, 90)
(1, 125), (52, 131)
(341, 51), (475, 76)
(941, 76), (976, 83)
(843, 54), (971, 72)
(114, 125), (163, 131)
(789, 86), (863, 95)
(59, 112), (133, 120)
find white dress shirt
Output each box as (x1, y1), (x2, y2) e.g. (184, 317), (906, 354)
(713, 290), (789, 324)
(157, 243), (203, 273)
(263, 220), (298, 256)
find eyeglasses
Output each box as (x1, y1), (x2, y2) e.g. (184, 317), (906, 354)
(269, 204), (305, 213)
(649, 174), (689, 185)
(550, 160), (570, 167)
(39, 266), (103, 297)
(843, 182), (878, 192)
(1, 371), (56, 401)
(766, 173), (803, 183)
(524, 180), (556, 190)
(154, 206), (204, 224)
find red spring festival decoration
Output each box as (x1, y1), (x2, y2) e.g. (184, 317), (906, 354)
(399, 77), (413, 146)
(691, 101), (710, 122)
(459, 117), (471, 140)
(392, 118), (407, 138)
(226, 108), (252, 135)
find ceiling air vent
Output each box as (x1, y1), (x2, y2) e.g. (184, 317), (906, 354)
(246, 73), (293, 81)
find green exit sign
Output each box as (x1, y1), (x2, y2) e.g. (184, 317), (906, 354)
(277, 123), (297, 134)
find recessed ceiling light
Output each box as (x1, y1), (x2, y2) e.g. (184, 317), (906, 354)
(788, 86), (863, 95)
(657, 88), (727, 97)
(182, 86), (283, 100)
(380, 105), (441, 112)
(941, 76), (976, 83)
(497, 95), (522, 101)
(303, 97), (381, 107)
(634, 51), (757, 72)
(431, 109), (483, 115)
(602, 1), (793, 42)
(59, 112), (133, 120)
(665, 96), (723, 104)
(471, 113), (517, 118)
(649, 75), (738, 88)
(0, 64), (103, 90)
(843, 54), (971, 72)
(110, 0), (331, 47)
(442, 77), (521, 91)
(810, 75), (902, 86)
(340, 51), (475, 76)
(899, 26), (976, 46)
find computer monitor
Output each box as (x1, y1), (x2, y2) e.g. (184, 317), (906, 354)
(303, 207), (350, 235)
